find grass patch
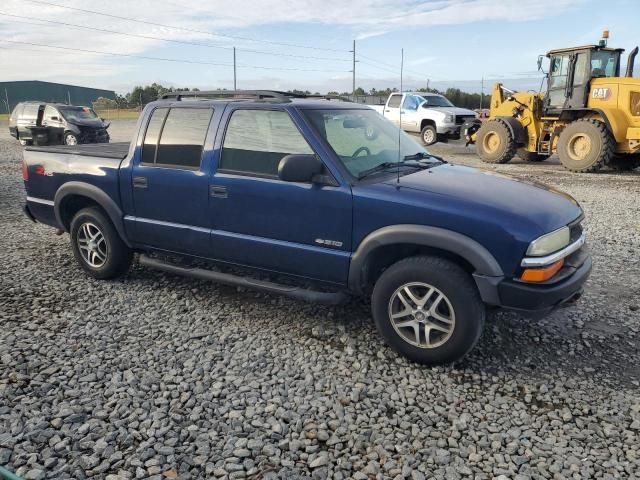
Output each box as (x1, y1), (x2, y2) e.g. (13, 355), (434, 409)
(0, 114), (8, 122)
(94, 109), (141, 120)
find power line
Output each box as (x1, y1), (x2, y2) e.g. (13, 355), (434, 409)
(0, 12), (351, 62)
(0, 39), (349, 72)
(22, 0), (349, 52)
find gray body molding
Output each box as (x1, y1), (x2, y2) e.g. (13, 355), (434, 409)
(53, 181), (131, 247)
(348, 224), (505, 298)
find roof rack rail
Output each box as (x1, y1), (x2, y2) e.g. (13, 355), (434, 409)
(158, 90), (351, 103)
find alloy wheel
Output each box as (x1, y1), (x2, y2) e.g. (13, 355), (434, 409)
(76, 222), (107, 268)
(387, 282), (456, 349)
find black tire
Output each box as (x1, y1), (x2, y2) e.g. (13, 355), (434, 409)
(64, 132), (79, 145)
(475, 120), (516, 163)
(607, 154), (640, 171)
(557, 119), (614, 172)
(517, 148), (547, 162)
(420, 124), (438, 146)
(70, 207), (132, 279)
(371, 256), (485, 365)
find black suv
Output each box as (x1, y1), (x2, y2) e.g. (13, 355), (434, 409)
(9, 102), (110, 146)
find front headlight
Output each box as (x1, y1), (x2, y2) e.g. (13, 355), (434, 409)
(444, 114), (454, 123)
(526, 226), (570, 256)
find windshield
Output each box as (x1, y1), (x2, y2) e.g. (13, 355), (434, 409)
(59, 107), (99, 122)
(419, 95), (454, 108)
(591, 50), (619, 77)
(302, 108), (432, 178)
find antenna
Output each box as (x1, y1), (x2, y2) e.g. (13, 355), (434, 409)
(397, 48), (404, 185)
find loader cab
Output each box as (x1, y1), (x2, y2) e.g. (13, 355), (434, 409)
(544, 46), (622, 115)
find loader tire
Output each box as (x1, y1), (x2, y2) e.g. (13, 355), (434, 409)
(557, 119), (614, 172)
(476, 120), (516, 164)
(517, 148), (547, 162)
(607, 155), (640, 171)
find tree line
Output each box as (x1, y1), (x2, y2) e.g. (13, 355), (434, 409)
(94, 83), (485, 110)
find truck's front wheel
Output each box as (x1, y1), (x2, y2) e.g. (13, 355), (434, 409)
(420, 125), (438, 146)
(70, 207), (132, 279)
(371, 256), (485, 365)
(476, 120), (516, 163)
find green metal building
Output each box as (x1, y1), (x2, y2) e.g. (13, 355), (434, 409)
(0, 80), (116, 114)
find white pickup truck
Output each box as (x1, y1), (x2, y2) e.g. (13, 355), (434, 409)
(369, 92), (478, 145)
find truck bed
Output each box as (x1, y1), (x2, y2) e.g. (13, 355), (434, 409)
(25, 142), (130, 160)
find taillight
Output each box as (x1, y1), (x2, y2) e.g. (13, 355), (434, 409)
(21, 159), (29, 181)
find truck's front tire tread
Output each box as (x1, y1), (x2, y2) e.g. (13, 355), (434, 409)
(476, 120), (516, 164)
(371, 255), (485, 365)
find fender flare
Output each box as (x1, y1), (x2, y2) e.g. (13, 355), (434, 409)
(54, 182), (131, 247)
(495, 116), (526, 146)
(558, 108), (613, 132)
(348, 224), (504, 293)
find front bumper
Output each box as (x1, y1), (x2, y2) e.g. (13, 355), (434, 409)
(78, 129), (110, 144)
(436, 123), (461, 137)
(474, 248), (592, 317)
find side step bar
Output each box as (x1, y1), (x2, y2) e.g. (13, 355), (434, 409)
(138, 255), (350, 305)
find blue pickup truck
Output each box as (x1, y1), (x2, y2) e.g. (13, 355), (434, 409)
(21, 90), (591, 365)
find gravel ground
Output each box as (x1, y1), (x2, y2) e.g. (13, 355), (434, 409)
(1, 120), (639, 479)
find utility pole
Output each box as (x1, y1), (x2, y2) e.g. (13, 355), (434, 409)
(479, 77), (484, 111)
(67, 90), (71, 105)
(352, 39), (356, 101)
(233, 47), (237, 90)
(426, 79), (430, 91)
(4, 89), (9, 114)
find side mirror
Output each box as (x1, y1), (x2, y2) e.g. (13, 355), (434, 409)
(278, 154), (324, 183)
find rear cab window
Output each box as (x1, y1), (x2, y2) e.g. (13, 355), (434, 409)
(219, 109), (314, 178)
(141, 107), (213, 169)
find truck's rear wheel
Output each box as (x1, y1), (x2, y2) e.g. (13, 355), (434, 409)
(557, 119), (614, 172)
(420, 124), (438, 146)
(371, 256), (485, 365)
(475, 120), (516, 163)
(70, 207), (132, 279)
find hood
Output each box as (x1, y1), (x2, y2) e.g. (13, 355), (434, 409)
(426, 106), (477, 117)
(67, 117), (109, 129)
(381, 164), (582, 237)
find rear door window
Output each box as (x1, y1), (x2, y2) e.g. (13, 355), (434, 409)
(387, 94), (402, 108)
(141, 107), (213, 169)
(155, 108), (213, 169)
(142, 108), (168, 166)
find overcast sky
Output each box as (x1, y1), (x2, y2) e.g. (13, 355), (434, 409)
(1, 0), (639, 95)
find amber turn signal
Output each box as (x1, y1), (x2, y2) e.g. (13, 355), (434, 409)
(520, 259), (564, 283)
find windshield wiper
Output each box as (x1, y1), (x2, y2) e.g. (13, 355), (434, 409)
(357, 162), (401, 180)
(357, 154), (445, 180)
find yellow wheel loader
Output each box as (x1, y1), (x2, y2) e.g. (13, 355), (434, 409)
(464, 32), (640, 172)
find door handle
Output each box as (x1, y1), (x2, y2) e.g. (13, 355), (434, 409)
(210, 185), (227, 198)
(133, 176), (148, 189)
